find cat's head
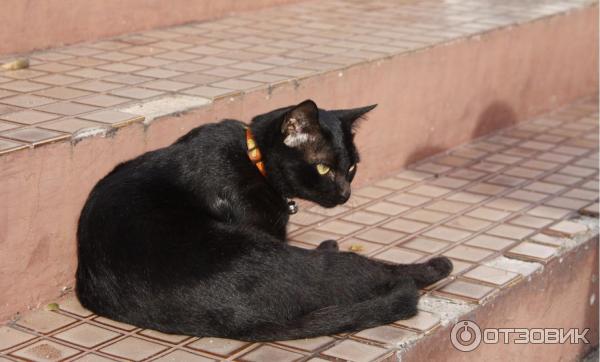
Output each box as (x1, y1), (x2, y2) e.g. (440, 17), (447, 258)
(263, 99), (376, 208)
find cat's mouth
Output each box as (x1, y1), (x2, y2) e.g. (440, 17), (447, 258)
(316, 194), (350, 208)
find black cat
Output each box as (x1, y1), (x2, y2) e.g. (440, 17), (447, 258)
(76, 100), (452, 342)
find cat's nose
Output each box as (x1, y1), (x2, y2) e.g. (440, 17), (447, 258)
(339, 188), (351, 202)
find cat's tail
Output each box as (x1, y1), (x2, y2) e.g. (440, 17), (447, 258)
(231, 277), (419, 342)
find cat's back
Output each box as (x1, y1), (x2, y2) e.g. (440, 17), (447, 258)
(78, 119), (247, 238)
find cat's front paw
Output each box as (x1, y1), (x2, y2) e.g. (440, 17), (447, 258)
(426, 257), (453, 279)
(317, 239), (339, 251)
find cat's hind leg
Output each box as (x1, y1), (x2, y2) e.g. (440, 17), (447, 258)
(230, 276), (418, 342)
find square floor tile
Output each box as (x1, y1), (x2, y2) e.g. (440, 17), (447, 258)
(562, 188), (598, 201)
(16, 310), (77, 334)
(445, 216), (491, 232)
(465, 234), (517, 251)
(1, 110), (60, 124)
(321, 339), (387, 362)
(309, 205), (349, 217)
(316, 220), (363, 235)
(75, 94), (129, 107)
(353, 186), (393, 199)
(80, 110), (143, 127)
(509, 215), (553, 229)
(435, 279), (496, 303)
(529, 233), (564, 247)
(447, 258), (475, 275)
(375, 177), (413, 190)
(365, 201), (409, 216)
(429, 176), (469, 189)
(425, 200), (470, 214)
(423, 226), (472, 242)
(462, 265), (520, 287)
(465, 207), (510, 222)
(354, 325), (417, 345)
(187, 338), (249, 357)
(36, 101), (99, 116)
(373, 247), (424, 264)
(0, 94), (55, 108)
(289, 211), (325, 226)
(153, 350), (216, 362)
(468, 183), (507, 196)
(524, 181), (566, 195)
(93, 317), (137, 331)
(394, 310), (440, 333)
(388, 193), (431, 206)
(526, 205), (571, 220)
(445, 192), (488, 205)
(544, 220), (588, 238)
(382, 218), (429, 234)
(409, 185), (451, 198)
(0, 326), (36, 351)
(99, 336), (168, 361)
(40, 118), (105, 134)
(356, 228), (405, 244)
(34, 87), (91, 100)
(443, 245), (495, 262)
(1, 127), (69, 145)
(0, 138), (28, 153)
(276, 336), (335, 352)
(545, 197), (590, 210)
(507, 190), (547, 203)
(505, 241), (557, 263)
(396, 170), (433, 181)
(342, 211), (387, 226)
(57, 297), (93, 317)
(53, 323), (121, 348)
(60, 353), (117, 362)
(487, 224), (535, 240)
(485, 198), (530, 212)
(401, 237), (450, 254)
(403, 209), (450, 223)
(138, 329), (191, 344)
(10, 340), (81, 361)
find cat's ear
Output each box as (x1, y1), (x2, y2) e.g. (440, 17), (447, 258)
(333, 104), (377, 130)
(281, 99), (320, 147)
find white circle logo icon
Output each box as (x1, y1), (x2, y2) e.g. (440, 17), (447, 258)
(451, 320), (482, 352)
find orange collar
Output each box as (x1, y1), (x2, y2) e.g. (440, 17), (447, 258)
(245, 127), (267, 177)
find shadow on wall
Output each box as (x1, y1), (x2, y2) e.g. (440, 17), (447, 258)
(471, 101), (518, 139)
(404, 101), (518, 166)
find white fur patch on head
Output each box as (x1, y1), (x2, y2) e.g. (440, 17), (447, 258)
(284, 133), (314, 147)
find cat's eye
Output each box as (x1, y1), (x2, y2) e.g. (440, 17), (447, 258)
(348, 164), (356, 173)
(316, 164), (331, 175)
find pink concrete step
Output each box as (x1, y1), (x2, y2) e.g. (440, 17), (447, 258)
(0, 0), (597, 327)
(1, 96), (598, 361)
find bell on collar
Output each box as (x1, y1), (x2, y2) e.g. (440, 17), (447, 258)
(287, 200), (298, 214)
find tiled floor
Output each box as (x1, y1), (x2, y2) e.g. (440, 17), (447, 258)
(0, 0), (596, 154)
(1, 96), (597, 361)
